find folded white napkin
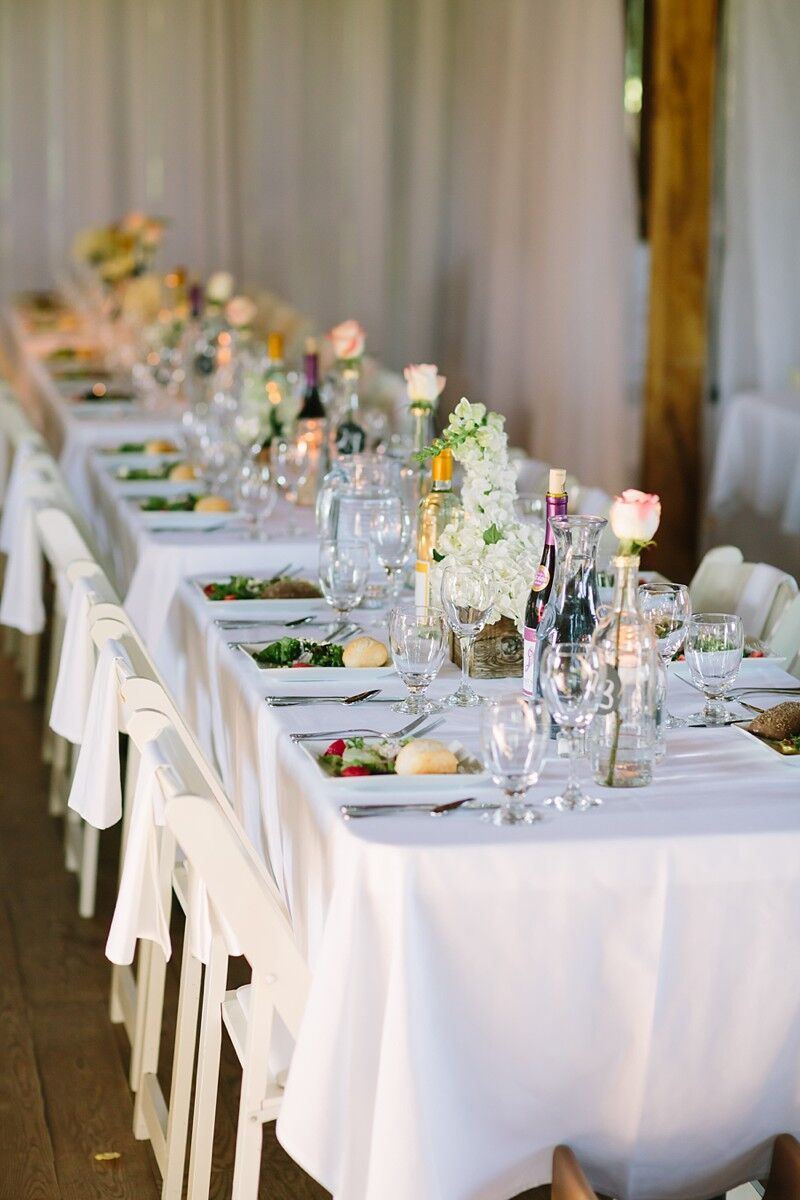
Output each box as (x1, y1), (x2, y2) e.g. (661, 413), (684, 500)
(106, 741), (172, 966)
(0, 495), (46, 634)
(67, 639), (129, 829)
(50, 575), (97, 743)
(0, 438), (36, 554)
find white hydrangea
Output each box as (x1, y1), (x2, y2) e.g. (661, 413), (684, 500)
(429, 398), (543, 625)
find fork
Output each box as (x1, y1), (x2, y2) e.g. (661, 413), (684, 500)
(290, 713), (440, 743)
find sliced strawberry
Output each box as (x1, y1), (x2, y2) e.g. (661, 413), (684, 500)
(749, 649), (764, 658)
(203, 584), (214, 596)
(341, 765), (371, 777)
(223, 594), (237, 601)
(325, 739), (347, 757)
(291, 662), (312, 667)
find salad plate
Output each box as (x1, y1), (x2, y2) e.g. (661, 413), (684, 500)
(114, 478), (202, 497)
(136, 502), (242, 530)
(299, 736), (487, 789)
(192, 573), (325, 616)
(733, 723), (800, 764)
(235, 635), (394, 683)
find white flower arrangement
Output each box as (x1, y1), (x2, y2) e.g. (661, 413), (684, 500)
(422, 398), (544, 626)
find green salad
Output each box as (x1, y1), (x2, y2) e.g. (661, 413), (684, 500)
(116, 465), (172, 481)
(140, 494), (201, 512)
(318, 736), (401, 777)
(203, 575), (321, 601)
(252, 637), (344, 668)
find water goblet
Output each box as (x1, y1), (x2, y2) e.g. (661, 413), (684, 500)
(638, 582), (691, 728)
(540, 642), (604, 811)
(440, 563), (493, 707)
(270, 438), (309, 504)
(372, 500), (413, 599)
(318, 539), (370, 621)
(234, 460), (277, 539)
(480, 697), (549, 826)
(684, 612), (745, 725)
(387, 606), (448, 715)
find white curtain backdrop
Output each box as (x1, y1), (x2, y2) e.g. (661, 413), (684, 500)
(0, 0), (635, 490)
(717, 0), (800, 403)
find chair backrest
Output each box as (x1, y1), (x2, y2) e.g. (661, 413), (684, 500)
(165, 786), (309, 1036)
(35, 506), (96, 575)
(764, 1134), (800, 1200)
(551, 1146), (598, 1200)
(690, 556), (798, 640)
(767, 594), (800, 678)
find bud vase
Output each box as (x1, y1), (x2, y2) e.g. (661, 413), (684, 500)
(410, 400), (437, 505)
(589, 554), (658, 788)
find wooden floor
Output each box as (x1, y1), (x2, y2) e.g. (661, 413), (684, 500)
(0, 640), (550, 1200)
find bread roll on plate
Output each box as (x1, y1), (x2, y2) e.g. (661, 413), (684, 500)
(343, 636), (388, 668)
(395, 738), (459, 776)
(195, 494), (232, 513)
(144, 438), (178, 454)
(168, 462), (198, 482)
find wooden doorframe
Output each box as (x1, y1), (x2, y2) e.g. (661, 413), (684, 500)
(641, 0), (719, 581)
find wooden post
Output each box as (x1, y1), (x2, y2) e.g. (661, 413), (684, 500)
(642, 0), (718, 581)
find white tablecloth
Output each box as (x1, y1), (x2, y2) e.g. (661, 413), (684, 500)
(709, 390), (800, 534)
(7, 307), (800, 1200)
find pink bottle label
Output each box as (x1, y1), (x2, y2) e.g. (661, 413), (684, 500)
(531, 564), (550, 592)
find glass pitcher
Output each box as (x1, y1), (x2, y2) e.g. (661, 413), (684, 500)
(536, 515), (607, 651)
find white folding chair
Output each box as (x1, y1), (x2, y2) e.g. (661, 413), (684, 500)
(768, 594), (800, 679)
(162, 779), (309, 1200)
(689, 549), (798, 640)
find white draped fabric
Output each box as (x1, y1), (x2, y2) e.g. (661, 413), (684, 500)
(0, 0), (635, 491)
(717, 0), (800, 403)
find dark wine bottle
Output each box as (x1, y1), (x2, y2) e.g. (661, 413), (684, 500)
(522, 468), (568, 697)
(298, 341), (325, 420)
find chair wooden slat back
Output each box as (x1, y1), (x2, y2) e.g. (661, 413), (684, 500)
(164, 787), (309, 1037)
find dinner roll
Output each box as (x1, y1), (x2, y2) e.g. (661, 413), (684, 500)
(342, 635), (389, 668)
(395, 738), (459, 776)
(144, 438), (178, 454)
(168, 462), (198, 482)
(194, 494), (232, 513)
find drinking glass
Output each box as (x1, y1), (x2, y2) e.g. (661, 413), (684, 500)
(372, 500), (413, 599)
(540, 642), (604, 810)
(440, 563), (493, 708)
(234, 461), (277, 539)
(684, 612), (745, 725)
(318, 539), (370, 620)
(480, 697), (549, 826)
(513, 492), (545, 527)
(271, 438), (309, 504)
(387, 606), (448, 715)
(638, 582), (692, 727)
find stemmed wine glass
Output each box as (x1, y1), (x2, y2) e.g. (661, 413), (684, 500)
(234, 460), (277, 539)
(684, 612), (745, 725)
(480, 697), (549, 826)
(387, 606), (448, 715)
(372, 500), (413, 599)
(318, 539), (370, 621)
(638, 582), (691, 727)
(270, 438), (309, 504)
(440, 563), (493, 708)
(540, 642), (605, 811)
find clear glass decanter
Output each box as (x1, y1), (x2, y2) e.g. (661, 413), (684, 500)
(589, 554), (659, 788)
(536, 515), (607, 653)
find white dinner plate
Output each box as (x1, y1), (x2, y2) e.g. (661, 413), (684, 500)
(191, 575), (327, 617)
(299, 737), (487, 789)
(670, 653), (786, 674)
(235, 642), (394, 683)
(98, 452), (183, 470)
(114, 478), (202, 496)
(70, 400), (139, 417)
(733, 723), (800, 765)
(137, 506), (243, 530)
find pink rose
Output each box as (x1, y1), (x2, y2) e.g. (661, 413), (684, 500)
(609, 489), (661, 546)
(225, 295), (257, 328)
(404, 363), (446, 403)
(329, 319), (366, 362)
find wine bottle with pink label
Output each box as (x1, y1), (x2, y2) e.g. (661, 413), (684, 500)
(522, 468), (568, 696)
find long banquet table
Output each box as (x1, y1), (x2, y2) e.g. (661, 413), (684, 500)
(5, 309), (800, 1200)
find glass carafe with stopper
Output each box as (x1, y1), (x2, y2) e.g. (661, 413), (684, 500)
(589, 554), (658, 788)
(536, 516), (607, 658)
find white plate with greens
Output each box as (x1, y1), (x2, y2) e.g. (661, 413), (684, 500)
(192, 573), (326, 616)
(299, 736), (486, 789)
(235, 635), (393, 682)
